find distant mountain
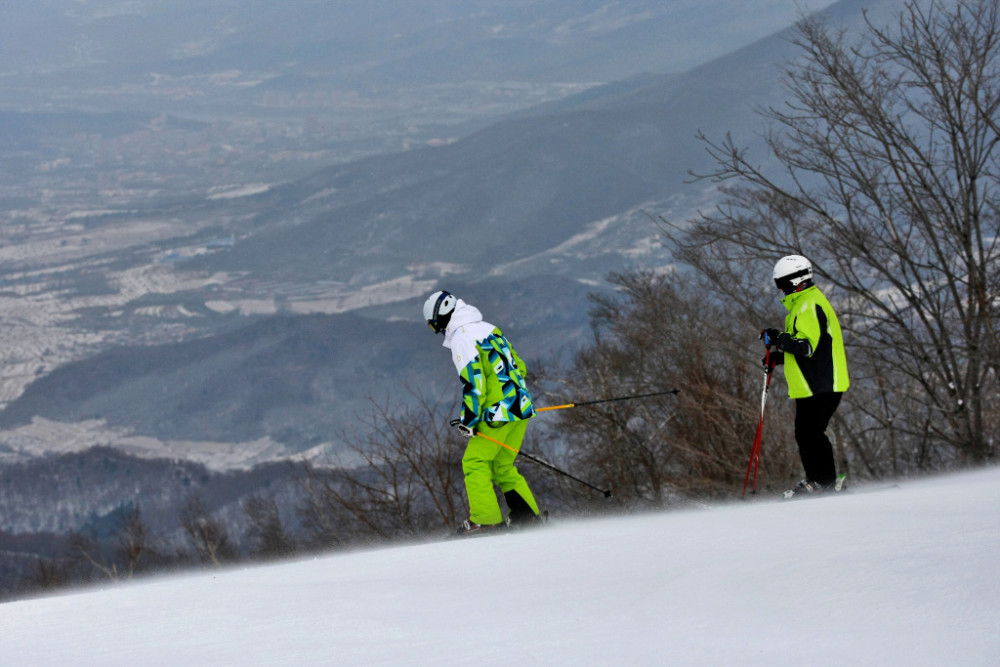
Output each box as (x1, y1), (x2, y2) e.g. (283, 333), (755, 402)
(0, 1), (814, 87)
(182, 15), (810, 287)
(0, 312), (435, 446)
(0, 0), (898, 459)
(181, 0), (904, 293)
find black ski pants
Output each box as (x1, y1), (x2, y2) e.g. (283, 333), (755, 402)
(793, 392), (842, 486)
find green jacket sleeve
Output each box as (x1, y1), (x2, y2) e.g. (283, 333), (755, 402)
(511, 347), (527, 379)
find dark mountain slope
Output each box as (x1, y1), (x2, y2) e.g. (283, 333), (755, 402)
(0, 314), (426, 445)
(0, 276), (594, 448)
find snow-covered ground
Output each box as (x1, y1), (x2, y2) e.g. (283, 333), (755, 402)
(2, 467), (997, 666)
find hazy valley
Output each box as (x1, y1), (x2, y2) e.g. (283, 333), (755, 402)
(2, 0), (878, 595)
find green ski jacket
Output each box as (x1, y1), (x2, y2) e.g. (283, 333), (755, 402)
(779, 285), (850, 399)
(443, 301), (535, 429)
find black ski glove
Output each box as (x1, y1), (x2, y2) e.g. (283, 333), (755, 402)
(775, 332), (812, 356)
(759, 328), (781, 346)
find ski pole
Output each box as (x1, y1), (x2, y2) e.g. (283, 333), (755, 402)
(743, 349), (775, 497)
(537, 388), (680, 412)
(453, 422), (613, 497)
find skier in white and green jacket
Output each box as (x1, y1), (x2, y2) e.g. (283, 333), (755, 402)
(761, 255), (850, 497)
(423, 291), (541, 534)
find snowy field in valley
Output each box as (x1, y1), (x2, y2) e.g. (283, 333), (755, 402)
(1, 467), (997, 666)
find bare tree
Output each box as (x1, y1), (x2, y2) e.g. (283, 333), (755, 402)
(539, 270), (801, 504)
(33, 557), (69, 591)
(180, 494), (235, 566)
(669, 0), (1000, 472)
(67, 504), (150, 581)
(298, 393), (467, 543)
(67, 532), (118, 582)
(114, 505), (147, 578)
(242, 494), (295, 559)
(297, 463), (349, 549)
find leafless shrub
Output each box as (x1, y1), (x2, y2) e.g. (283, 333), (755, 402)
(538, 270), (800, 505)
(242, 494), (295, 560)
(66, 504), (150, 581)
(298, 393), (466, 544)
(180, 494), (236, 566)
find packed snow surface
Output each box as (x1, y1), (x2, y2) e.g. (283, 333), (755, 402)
(2, 468), (998, 665)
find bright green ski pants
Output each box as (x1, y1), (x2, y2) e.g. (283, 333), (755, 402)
(461, 419), (539, 526)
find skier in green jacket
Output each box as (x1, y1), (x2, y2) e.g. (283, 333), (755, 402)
(423, 290), (542, 534)
(760, 255), (850, 498)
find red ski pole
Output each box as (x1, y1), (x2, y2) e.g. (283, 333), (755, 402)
(743, 348), (775, 497)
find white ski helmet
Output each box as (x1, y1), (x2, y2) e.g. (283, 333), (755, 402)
(773, 255), (813, 294)
(423, 290), (457, 334)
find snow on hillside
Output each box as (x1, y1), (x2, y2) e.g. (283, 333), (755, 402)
(2, 468), (998, 666)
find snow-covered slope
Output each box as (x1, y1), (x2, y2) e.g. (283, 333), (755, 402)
(2, 468), (998, 666)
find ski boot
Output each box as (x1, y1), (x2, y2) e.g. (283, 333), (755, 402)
(455, 519), (506, 537)
(782, 473), (847, 500)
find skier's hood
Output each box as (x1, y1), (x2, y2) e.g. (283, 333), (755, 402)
(442, 299), (482, 347)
